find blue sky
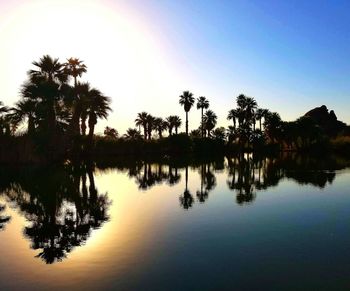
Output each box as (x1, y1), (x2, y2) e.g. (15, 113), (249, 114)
(0, 0), (349, 133)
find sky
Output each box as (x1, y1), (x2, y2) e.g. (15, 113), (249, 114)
(0, 0), (350, 134)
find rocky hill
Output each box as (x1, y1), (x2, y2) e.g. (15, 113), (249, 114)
(304, 105), (347, 136)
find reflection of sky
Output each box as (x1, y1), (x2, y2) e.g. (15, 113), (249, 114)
(1, 167), (350, 289)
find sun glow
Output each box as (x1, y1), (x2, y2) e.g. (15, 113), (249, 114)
(0, 0), (183, 133)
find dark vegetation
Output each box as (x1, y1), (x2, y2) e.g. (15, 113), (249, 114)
(0, 55), (349, 164)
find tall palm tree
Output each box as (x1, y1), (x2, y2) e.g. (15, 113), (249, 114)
(196, 96), (209, 138)
(64, 58), (87, 135)
(135, 112), (149, 139)
(179, 91), (195, 135)
(86, 89), (111, 140)
(203, 110), (217, 137)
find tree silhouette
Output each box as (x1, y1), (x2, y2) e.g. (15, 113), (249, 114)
(197, 96), (209, 137)
(124, 128), (142, 140)
(135, 112), (149, 139)
(64, 58), (87, 136)
(179, 166), (194, 209)
(203, 110), (217, 137)
(179, 91), (195, 135)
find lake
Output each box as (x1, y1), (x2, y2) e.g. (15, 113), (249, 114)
(1, 154), (350, 290)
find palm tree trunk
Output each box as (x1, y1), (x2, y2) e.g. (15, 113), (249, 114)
(81, 115), (87, 136)
(143, 125), (147, 140)
(185, 111), (189, 135)
(201, 108), (204, 138)
(28, 115), (35, 135)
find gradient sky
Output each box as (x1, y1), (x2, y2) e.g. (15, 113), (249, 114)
(1, 0), (349, 134)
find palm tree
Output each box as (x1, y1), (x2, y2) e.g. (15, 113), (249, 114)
(64, 58), (87, 87)
(166, 116), (174, 135)
(203, 110), (217, 137)
(146, 114), (155, 140)
(264, 112), (282, 143)
(135, 112), (149, 139)
(227, 109), (238, 129)
(166, 115), (182, 135)
(9, 99), (37, 134)
(173, 115), (182, 134)
(124, 128), (142, 140)
(28, 55), (68, 132)
(179, 91), (195, 135)
(153, 117), (167, 138)
(196, 96), (209, 137)
(255, 108), (264, 131)
(64, 58), (87, 135)
(86, 89), (111, 140)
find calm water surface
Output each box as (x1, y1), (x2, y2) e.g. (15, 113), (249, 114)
(1, 155), (350, 290)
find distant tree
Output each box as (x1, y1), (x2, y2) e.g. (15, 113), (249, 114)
(212, 127), (226, 141)
(179, 91), (195, 135)
(173, 116), (182, 134)
(146, 114), (155, 140)
(124, 128), (142, 140)
(135, 112), (149, 140)
(264, 112), (282, 143)
(196, 96), (209, 137)
(153, 117), (167, 138)
(190, 129), (201, 138)
(203, 110), (217, 137)
(104, 126), (118, 139)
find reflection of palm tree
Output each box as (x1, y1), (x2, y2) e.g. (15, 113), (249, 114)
(1, 163), (110, 264)
(227, 155), (256, 205)
(196, 164), (209, 203)
(168, 165), (181, 185)
(179, 91), (195, 135)
(180, 166), (194, 209)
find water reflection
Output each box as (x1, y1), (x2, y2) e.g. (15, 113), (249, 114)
(0, 162), (110, 264)
(0, 153), (348, 264)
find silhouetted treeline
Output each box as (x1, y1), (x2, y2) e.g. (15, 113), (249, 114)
(1, 56), (350, 164)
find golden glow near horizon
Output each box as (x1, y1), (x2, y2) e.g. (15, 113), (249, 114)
(0, 0), (189, 134)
